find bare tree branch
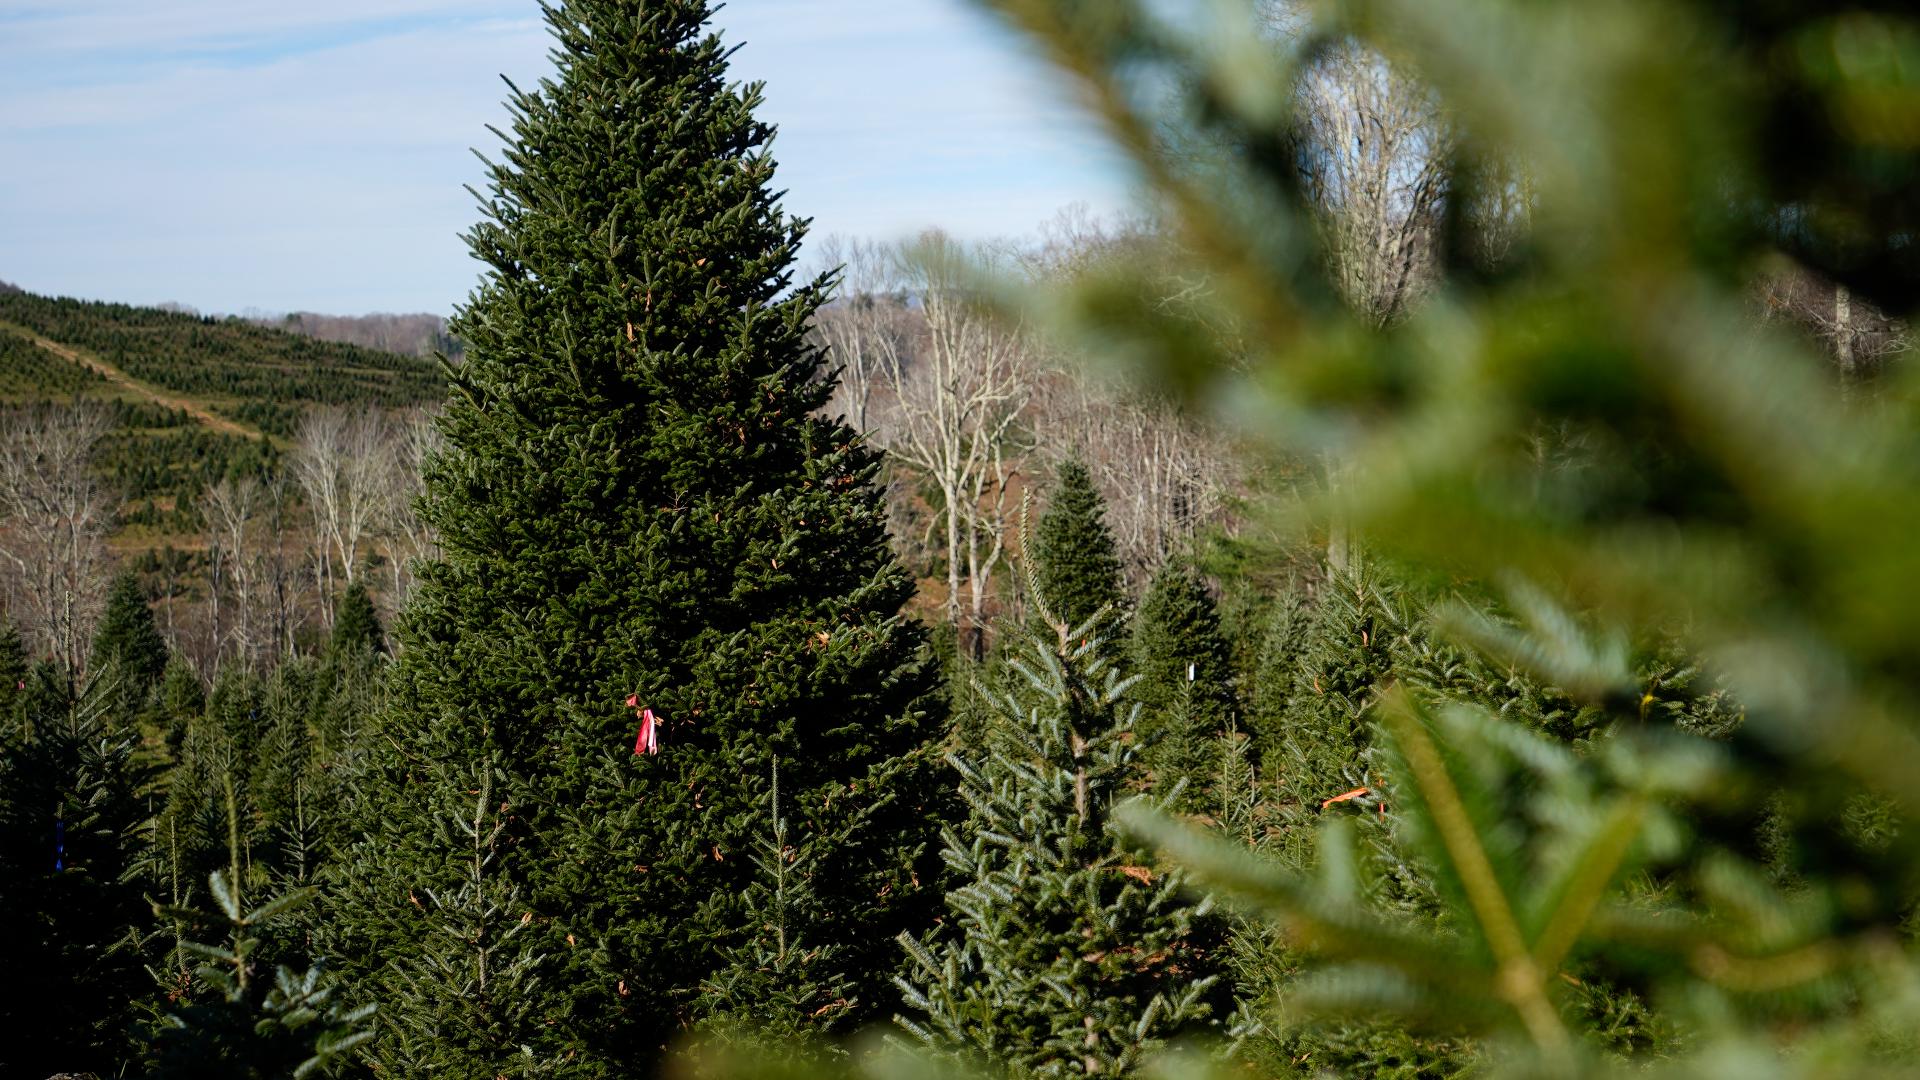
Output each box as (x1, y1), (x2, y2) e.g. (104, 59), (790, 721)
(0, 403), (117, 675)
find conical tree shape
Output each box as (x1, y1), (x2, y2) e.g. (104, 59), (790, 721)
(15, 658), (70, 739)
(252, 655), (371, 891)
(1130, 557), (1236, 807)
(693, 761), (859, 1060)
(344, 763), (566, 1075)
(157, 658), (205, 759)
(157, 668), (270, 901)
(1030, 460), (1127, 636)
(896, 614), (1219, 1073)
(1270, 566), (1405, 821)
(91, 568), (168, 711)
(328, 580), (384, 657)
(323, 2), (941, 1069)
(1246, 588), (1310, 761)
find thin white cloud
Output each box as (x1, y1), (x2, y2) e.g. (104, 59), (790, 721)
(0, 0), (1132, 313)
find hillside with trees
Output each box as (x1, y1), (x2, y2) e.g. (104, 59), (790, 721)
(0, 292), (442, 678)
(0, 290), (442, 437)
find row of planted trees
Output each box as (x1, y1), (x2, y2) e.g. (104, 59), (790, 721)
(0, 442), (1760, 1079)
(0, 574), (385, 1078)
(0, 290), (443, 437)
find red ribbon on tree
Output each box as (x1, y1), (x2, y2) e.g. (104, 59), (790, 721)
(626, 693), (661, 756)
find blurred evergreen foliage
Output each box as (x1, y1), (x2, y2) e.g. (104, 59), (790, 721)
(965, 0), (1920, 1074)
(691, 0), (1920, 1075)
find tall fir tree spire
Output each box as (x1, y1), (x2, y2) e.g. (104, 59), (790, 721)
(1030, 459), (1127, 637)
(322, 1), (942, 1068)
(1246, 588), (1310, 763)
(327, 580), (384, 657)
(91, 568), (168, 715)
(693, 759), (859, 1059)
(1269, 566), (1405, 819)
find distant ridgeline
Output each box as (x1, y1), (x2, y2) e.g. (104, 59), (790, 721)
(0, 288), (444, 533)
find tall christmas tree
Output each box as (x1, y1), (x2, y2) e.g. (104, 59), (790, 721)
(322, 1), (942, 1068)
(1030, 460), (1127, 637)
(156, 658), (205, 759)
(1246, 588), (1310, 761)
(692, 760), (859, 1059)
(154, 669), (269, 910)
(1264, 567), (1404, 819)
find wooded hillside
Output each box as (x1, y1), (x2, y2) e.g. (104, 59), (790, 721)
(0, 290), (441, 438)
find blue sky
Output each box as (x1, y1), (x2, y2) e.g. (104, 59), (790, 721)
(0, 1), (1134, 314)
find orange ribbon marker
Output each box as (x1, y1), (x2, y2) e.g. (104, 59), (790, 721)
(1321, 786), (1370, 810)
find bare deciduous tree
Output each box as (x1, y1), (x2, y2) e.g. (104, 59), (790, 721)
(1018, 211), (1244, 583)
(379, 409), (442, 604)
(293, 408), (393, 601)
(1296, 41), (1451, 327)
(814, 237), (913, 436)
(1039, 379), (1236, 581)
(845, 233), (1030, 649)
(1756, 263), (1910, 382)
(202, 475), (266, 670)
(0, 403), (117, 675)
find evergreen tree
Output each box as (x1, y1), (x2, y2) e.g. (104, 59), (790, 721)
(1130, 558), (1236, 808)
(323, 2), (942, 1067)
(0, 619), (28, 732)
(1265, 567), (1405, 819)
(155, 669), (268, 906)
(1030, 460), (1127, 637)
(91, 568), (169, 707)
(328, 580), (384, 657)
(147, 814), (374, 1080)
(154, 652), (376, 946)
(0, 670), (156, 1078)
(1246, 588), (1310, 760)
(252, 661), (332, 889)
(337, 766), (561, 1077)
(1212, 724), (1261, 846)
(157, 657), (206, 758)
(694, 761), (858, 1060)
(16, 657), (71, 740)
(1209, 582), (1481, 1077)
(896, 613), (1219, 1074)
